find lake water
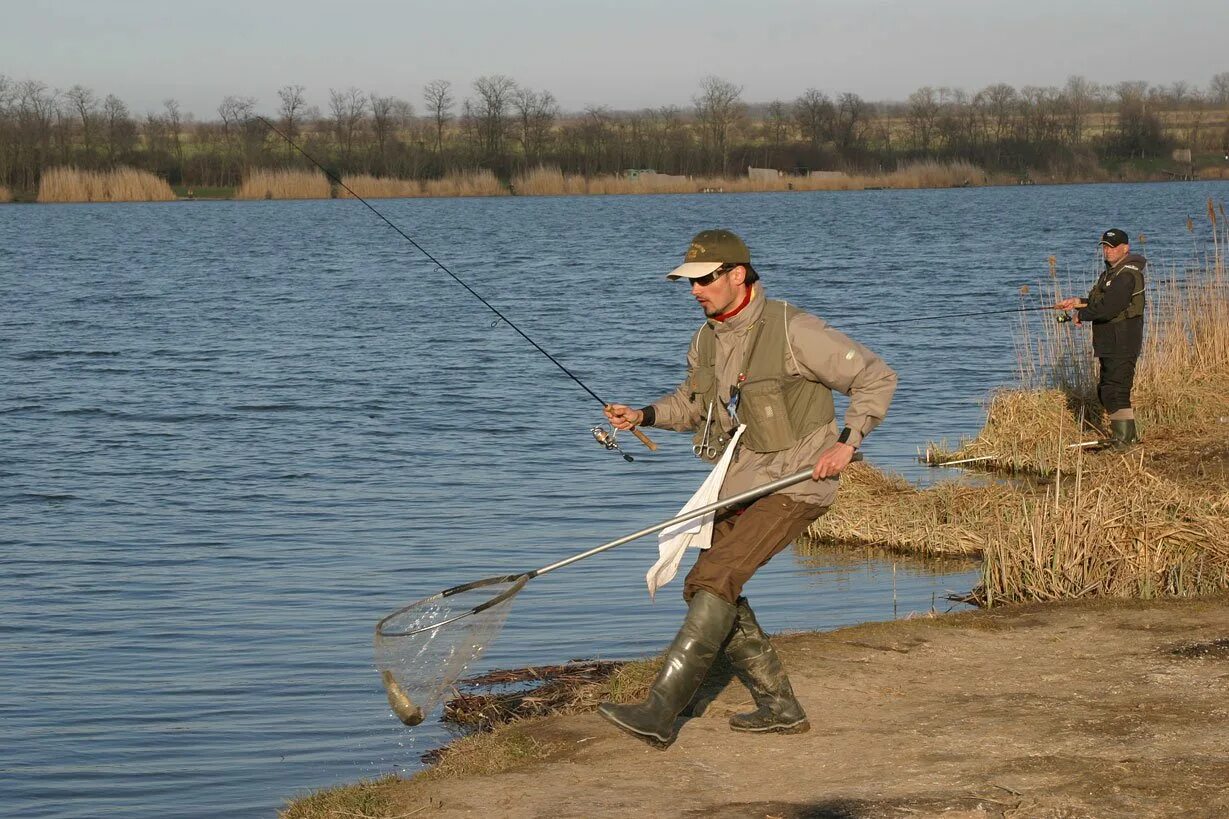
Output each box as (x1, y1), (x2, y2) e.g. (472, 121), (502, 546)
(2, 180), (1224, 817)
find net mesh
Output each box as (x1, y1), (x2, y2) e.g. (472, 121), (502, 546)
(373, 574), (527, 725)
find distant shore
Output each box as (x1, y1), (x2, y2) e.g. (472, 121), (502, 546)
(5, 161), (1225, 205)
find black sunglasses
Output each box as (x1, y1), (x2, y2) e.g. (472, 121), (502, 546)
(689, 265), (735, 287)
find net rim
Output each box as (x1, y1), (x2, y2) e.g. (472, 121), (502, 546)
(375, 573), (528, 638)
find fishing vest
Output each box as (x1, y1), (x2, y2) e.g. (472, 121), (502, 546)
(1088, 254), (1146, 323)
(690, 300), (835, 461)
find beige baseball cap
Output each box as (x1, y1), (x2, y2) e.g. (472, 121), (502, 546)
(666, 229), (751, 280)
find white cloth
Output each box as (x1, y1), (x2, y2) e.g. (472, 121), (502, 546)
(646, 425), (745, 599)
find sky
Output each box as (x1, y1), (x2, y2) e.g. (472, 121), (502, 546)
(5, 0), (1227, 119)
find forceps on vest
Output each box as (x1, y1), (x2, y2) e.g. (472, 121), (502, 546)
(693, 400), (719, 459)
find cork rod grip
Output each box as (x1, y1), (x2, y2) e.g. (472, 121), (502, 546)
(630, 426), (658, 451)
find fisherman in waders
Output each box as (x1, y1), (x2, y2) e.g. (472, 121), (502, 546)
(1055, 228), (1146, 449)
(600, 229), (898, 748)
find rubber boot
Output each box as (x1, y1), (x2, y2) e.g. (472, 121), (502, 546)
(1109, 419), (1140, 451)
(597, 590), (736, 749)
(726, 597), (810, 734)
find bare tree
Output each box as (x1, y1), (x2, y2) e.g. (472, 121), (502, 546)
(471, 74), (517, 161)
(102, 94), (136, 165)
(513, 87), (558, 167)
(793, 88), (834, 154)
(1210, 72), (1229, 107)
(835, 92), (869, 153)
(906, 87), (940, 152)
(693, 75), (744, 175)
(65, 85), (97, 158)
(276, 84), (307, 159)
(329, 87), (367, 164)
(370, 93), (411, 173)
(1061, 75), (1097, 145)
(765, 99), (789, 162)
(163, 99), (183, 164)
(423, 79), (453, 154)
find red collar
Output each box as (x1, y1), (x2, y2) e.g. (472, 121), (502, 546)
(713, 286), (753, 322)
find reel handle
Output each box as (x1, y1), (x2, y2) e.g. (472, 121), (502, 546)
(630, 426), (658, 451)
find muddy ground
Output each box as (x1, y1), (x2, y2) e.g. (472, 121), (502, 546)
(384, 595), (1229, 819)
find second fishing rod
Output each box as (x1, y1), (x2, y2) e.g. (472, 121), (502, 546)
(253, 115), (656, 460)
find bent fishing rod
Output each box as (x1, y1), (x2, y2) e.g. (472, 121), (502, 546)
(252, 115), (655, 460)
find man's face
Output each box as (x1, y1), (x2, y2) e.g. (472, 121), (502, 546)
(691, 265), (745, 317)
(1102, 244), (1129, 265)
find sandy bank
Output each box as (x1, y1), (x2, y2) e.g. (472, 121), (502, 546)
(285, 594), (1229, 818)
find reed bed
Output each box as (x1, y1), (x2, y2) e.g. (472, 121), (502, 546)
(506, 161), (991, 197)
(925, 388), (1096, 475)
(799, 462), (1014, 557)
(978, 454), (1229, 605)
(235, 169), (331, 200)
(338, 174), (422, 199)
(0, 185), (11, 203)
(422, 169), (505, 198)
(36, 166), (176, 203)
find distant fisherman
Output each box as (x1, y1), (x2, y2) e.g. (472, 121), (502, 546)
(1056, 228), (1147, 449)
(599, 229), (897, 748)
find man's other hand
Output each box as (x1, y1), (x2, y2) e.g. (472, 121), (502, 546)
(812, 442), (856, 479)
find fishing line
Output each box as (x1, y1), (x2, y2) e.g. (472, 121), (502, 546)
(253, 115), (656, 453)
(840, 304), (1062, 328)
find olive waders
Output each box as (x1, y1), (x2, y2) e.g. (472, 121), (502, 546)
(1108, 418), (1141, 450)
(597, 590), (736, 748)
(725, 597), (809, 733)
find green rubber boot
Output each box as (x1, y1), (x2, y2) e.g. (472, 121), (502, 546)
(597, 590), (736, 749)
(726, 597), (810, 734)
(1109, 419), (1140, 451)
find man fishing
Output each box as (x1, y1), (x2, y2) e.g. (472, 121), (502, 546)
(1055, 228), (1147, 449)
(599, 228), (897, 748)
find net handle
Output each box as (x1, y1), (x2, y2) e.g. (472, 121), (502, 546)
(530, 468), (815, 578)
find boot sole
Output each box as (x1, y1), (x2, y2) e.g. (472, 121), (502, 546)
(596, 707), (673, 749)
(730, 719), (811, 735)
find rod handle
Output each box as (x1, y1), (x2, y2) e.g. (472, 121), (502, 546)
(630, 426), (658, 451)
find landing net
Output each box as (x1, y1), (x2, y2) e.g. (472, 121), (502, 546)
(373, 573), (528, 725)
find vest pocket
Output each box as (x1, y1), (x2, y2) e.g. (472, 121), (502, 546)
(738, 378), (796, 452)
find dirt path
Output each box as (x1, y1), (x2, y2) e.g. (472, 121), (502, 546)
(401, 595), (1229, 818)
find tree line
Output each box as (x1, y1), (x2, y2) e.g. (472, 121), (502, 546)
(2, 71), (1227, 191)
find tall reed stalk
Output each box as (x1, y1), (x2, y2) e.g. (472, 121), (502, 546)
(0, 185), (11, 203)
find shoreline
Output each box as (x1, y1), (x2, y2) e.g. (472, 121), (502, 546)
(5, 172), (1225, 205)
(282, 594), (1229, 818)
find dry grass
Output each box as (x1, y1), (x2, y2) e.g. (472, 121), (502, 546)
(235, 169), (331, 200)
(0, 185), (11, 203)
(280, 776), (402, 819)
(925, 389), (1097, 476)
(800, 462), (1014, 557)
(338, 174), (422, 199)
(37, 166), (175, 203)
(422, 169), (505, 198)
(506, 161), (993, 197)
(979, 453), (1229, 605)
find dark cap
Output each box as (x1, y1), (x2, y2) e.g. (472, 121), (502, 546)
(1099, 228), (1129, 247)
(666, 229), (750, 280)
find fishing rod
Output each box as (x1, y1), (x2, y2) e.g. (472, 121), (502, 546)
(841, 303), (1067, 328)
(252, 115), (655, 459)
